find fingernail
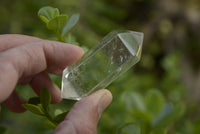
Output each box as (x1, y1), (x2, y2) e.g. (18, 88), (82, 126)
(97, 90), (112, 118)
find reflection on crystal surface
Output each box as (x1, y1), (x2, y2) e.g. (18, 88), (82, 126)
(61, 30), (144, 100)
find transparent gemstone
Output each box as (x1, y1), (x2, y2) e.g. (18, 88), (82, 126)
(61, 30), (144, 100)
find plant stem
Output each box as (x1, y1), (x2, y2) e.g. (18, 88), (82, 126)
(45, 110), (58, 127)
(68, 33), (71, 44)
(56, 31), (66, 43)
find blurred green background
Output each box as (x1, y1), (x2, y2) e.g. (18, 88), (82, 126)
(0, 0), (200, 134)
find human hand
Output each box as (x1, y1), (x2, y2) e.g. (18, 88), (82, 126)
(54, 89), (112, 134)
(0, 34), (112, 134)
(0, 34), (83, 112)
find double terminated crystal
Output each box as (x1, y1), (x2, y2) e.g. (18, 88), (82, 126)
(61, 30), (144, 100)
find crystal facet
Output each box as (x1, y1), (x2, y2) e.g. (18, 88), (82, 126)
(61, 30), (144, 100)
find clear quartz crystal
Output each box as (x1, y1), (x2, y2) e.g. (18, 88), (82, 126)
(61, 30), (144, 100)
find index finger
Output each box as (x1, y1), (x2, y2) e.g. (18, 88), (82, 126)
(0, 39), (84, 102)
(0, 34), (41, 52)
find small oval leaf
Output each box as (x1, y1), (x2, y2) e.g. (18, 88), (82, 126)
(53, 111), (69, 124)
(23, 104), (45, 116)
(40, 88), (51, 112)
(44, 120), (57, 129)
(38, 6), (60, 23)
(62, 13), (80, 35)
(39, 15), (49, 24)
(47, 15), (68, 32)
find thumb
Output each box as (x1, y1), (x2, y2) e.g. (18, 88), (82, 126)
(53, 89), (112, 134)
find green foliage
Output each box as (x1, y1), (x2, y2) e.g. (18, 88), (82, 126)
(145, 89), (164, 116)
(22, 5), (189, 134)
(118, 123), (141, 134)
(0, 1), (199, 134)
(23, 88), (69, 129)
(20, 6), (80, 131)
(121, 91), (146, 112)
(53, 111), (68, 124)
(38, 6), (60, 23)
(119, 89), (185, 134)
(44, 120), (56, 129)
(152, 103), (185, 128)
(22, 104), (45, 116)
(62, 13), (80, 36)
(40, 88), (51, 112)
(47, 15), (68, 32)
(38, 6), (79, 43)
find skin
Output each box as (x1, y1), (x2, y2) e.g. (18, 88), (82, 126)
(0, 34), (112, 134)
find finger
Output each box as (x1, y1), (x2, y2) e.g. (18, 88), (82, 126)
(0, 40), (83, 102)
(0, 34), (40, 52)
(3, 90), (26, 113)
(53, 89), (112, 134)
(30, 72), (62, 103)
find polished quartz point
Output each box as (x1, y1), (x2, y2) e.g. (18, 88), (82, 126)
(61, 30), (144, 100)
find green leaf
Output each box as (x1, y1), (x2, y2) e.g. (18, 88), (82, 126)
(118, 123), (141, 134)
(145, 89), (165, 116)
(23, 104), (45, 116)
(47, 15), (68, 32)
(39, 16), (49, 24)
(121, 91), (146, 112)
(44, 119), (57, 129)
(131, 110), (152, 123)
(28, 97), (40, 105)
(151, 102), (185, 128)
(54, 109), (64, 116)
(38, 6), (60, 23)
(151, 103), (173, 127)
(40, 88), (51, 112)
(62, 13), (80, 35)
(53, 111), (69, 124)
(0, 126), (6, 134)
